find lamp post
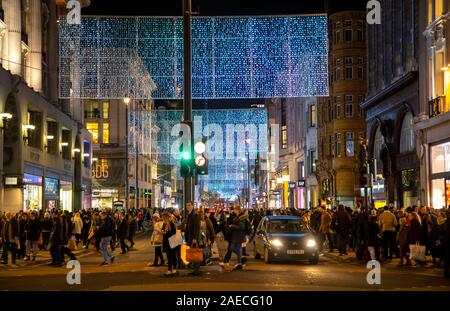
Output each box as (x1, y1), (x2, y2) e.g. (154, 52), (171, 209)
(124, 96), (130, 212)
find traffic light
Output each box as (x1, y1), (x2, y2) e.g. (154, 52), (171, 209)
(179, 121), (194, 177)
(254, 152), (260, 186)
(195, 155), (208, 175)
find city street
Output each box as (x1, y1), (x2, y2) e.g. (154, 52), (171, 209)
(1, 234), (449, 291)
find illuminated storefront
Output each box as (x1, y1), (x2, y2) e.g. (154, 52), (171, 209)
(430, 140), (450, 209)
(60, 180), (73, 211)
(23, 174), (43, 211)
(92, 189), (119, 209)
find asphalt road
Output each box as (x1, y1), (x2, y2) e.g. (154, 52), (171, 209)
(1, 234), (449, 291)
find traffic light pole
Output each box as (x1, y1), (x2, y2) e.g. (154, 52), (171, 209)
(183, 0), (194, 213)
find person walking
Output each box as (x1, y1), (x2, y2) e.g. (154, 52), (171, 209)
(149, 213), (164, 266)
(227, 206), (247, 271)
(81, 212), (91, 248)
(379, 205), (398, 262)
(162, 212), (178, 277)
(443, 210), (450, 278)
(98, 212), (115, 266)
(182, 201), (201, 276)
(397, 217), (411, 266)
(40, 212), (53, 250)
(49, 211), (64, 266)
(117, 212), (130, 254)
(128, 213), (137, 249)
(409, 212), (424, 266)
(319, 208), (334, 252)
(1, 212), (18, 265)
(198, 209), (215, 265)
(72, 212), (83, 246)
(333, 205), (351, 256)
(25, 212), (40, 262)
(17, 213), (28, 260)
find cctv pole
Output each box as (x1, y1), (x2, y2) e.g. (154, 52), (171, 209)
(183, 0), (193, 215)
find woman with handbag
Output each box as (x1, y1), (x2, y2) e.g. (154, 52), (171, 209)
(148, 213), (165, 267)
(162, 212), (178, 277)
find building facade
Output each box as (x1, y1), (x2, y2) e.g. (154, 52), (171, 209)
(416, 0), (450, 209)
(317, 10), (367, 208)
(0, 0), (92, 213)
(361, 1), (421, 209)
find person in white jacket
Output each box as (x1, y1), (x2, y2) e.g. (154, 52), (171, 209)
(72, 212), (84, 246)
(148, 213), (165, 267)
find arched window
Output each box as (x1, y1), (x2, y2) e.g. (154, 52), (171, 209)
(373, 126), (383, 174)
(400, 112), (415, 153)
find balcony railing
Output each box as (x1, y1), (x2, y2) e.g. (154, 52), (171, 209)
(429, 95), (447, 118)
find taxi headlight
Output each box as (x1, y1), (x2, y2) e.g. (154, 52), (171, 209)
(270, 239), (283, 247)
(306, 239), (317, 248)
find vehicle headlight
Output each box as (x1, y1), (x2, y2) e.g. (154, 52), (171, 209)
(270, 239), (283, 247)
(306, 239), (317, 247)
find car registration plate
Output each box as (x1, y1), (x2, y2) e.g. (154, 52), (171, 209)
(287, 249), (304, 255)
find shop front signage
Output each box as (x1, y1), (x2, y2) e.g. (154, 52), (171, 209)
(297, 180), (306, 187)
(92, 163), (109, 179)
(288, 182), (296, 189)
(24, 174), (42, 185)
(100, 143), (119, 149)
(4, 177), (18, 186)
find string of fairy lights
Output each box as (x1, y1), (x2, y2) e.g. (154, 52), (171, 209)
(59, 15), (328, 99)
(153, 109), (268, 198)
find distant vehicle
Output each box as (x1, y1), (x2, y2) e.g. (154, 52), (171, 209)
(254, 216), (319, 264)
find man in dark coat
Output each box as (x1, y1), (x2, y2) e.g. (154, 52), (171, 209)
(1, 212), (18, 265)
(333, 205), (352, 256)
(117, 212), (130, 254)
(181, 201), (201, 275)
(49, 211), (64, 266)
(227, 206), (247, 270)
(98, 212), (115, 266)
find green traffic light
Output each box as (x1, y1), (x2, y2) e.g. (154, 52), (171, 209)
(182, 151), (190, 160)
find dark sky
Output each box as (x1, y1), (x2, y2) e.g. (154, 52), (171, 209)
(83, 0), (367, 16)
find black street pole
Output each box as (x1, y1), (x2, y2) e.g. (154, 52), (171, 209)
(183, 0), (193, 215)
(125, 103), (129, 213)
(247, 151), (250, 209)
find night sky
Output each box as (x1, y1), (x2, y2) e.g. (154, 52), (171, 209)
(83, 0), (367, 16)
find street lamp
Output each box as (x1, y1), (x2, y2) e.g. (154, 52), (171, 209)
(124, 96), (130, 212)
(23, 124), (36, 143)
(0, 113), (13, 132)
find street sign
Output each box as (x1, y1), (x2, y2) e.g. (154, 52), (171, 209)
(297, 180), (306, 187)
(289, 182), (296, 189)
(195, 155), (206, 167)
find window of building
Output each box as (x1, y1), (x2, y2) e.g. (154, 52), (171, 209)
(334, 96), (341, 118)
(357, 20), (363, 27)
(102, 123), (110, 144)
(84, 101), (100, 119)
(298, 161), (305, 179)
(345, 29), (352, 42)
(335, 67), (341, 81)
(346, 141), (354, 157)
(335, 58), (341, 66)
(336, 141), (342, 157)
(46, 119), (58, 155)
(357, 29), (364, 41)
(329, 101), (334, 121)
(345, 67), (353, 79)
(61, 129), (71, 161)
(357, 57), (364, 65)
(345, 132), (354, 140)
(431, 141), (450, 174)
(373, 127), (383, 174)
(357, 67), (364, 80)
(281, 125), (287, 149)
(103, 102), (109, 119)
(83, 140), (91, 168)
(27, 110), (42, 149)
(335, 31), (340, 44)
(329, 135), (334, 156)
(309, 150), (317, 174)
(86, 122), (99, 144)
(345, 57), (353, 65)
(399, 112), (415, 153)
(336, 21), (341, 28)
(345, 102), (354, 118)
(344, 20), (352, 27)
(309, 104), (316, 127)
